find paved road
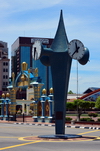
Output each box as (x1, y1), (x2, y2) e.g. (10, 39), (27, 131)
(0, 123), (100, 151)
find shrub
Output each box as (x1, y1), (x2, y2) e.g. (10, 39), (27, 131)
(86, 118), (94, 122)
(88, 112), (98, 117)
(80, 118), (94, 122)
(97, 118), (100, 122)
(80, 118), (87, 121)
(66, 117), (72, 121)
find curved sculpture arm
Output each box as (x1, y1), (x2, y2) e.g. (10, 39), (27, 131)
(78, 47), (90, 65)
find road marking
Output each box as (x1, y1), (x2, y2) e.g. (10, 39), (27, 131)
(0, 140), (41, 150)
(95, 137), (100, 139)
(18, 136), (37, 141)
(18, 135), (96, 142)
(78, 129), (100, 135)
(0, 136), (18, 138)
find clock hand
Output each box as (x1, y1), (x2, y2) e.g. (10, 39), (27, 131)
(34, 47), (38, 60)
(75, 42), (80, 52)
(72, 49), (77, 57)
(72, 42), (80, 57)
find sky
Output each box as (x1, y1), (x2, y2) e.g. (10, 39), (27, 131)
(0, 0), (100, 94)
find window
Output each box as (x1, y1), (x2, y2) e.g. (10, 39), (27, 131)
(6, 62), (8, 66)
(3, 75), (5, 79)
(3, 62), (5, 66)
(3, 82), (5, 85)
(2, 88), (8, 91)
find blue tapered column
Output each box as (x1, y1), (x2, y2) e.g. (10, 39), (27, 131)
(50, 52), (72, 134)
(39, 10), (72, 134)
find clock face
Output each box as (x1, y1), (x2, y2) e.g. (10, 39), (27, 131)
(32, 41), (41, 60)
(68, 39), (85, 60)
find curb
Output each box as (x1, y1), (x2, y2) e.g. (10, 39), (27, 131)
(13, 122), (100, 130)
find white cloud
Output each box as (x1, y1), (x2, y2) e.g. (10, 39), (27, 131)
(62, 0), (100, 7)
(0, 0), (62, 17)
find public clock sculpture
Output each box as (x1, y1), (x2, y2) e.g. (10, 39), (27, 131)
(68, 39), (85, 60)
(32, 10), (90, 137)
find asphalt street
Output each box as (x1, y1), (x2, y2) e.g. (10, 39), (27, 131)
(0, 123), (100, 151)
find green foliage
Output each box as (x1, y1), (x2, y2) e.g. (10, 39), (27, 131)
(88, 111), (98, 117)
(80, 101), (90, 110)
(73, 100), (95, 110)
(97, 118), (100, 122)
(80, 118), (88, 121)
(73, 99), (84, 109)
(95, 96), (100, 109)
(89, 102), (95, 109)
(65, 117), (72, 121)
(80, 118), (94, 122)
(66, 102), (76, 110)
(68, 90), (74, 94)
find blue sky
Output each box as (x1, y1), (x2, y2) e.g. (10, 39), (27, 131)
(0, 0), (100, 93)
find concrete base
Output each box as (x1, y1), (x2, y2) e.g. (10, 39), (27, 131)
(10, 115), (16, 121)
(38, 134), (82, 139)
(38, 117), (45, 122)
(45, 117), (53, 123)
(33, 116), (38, 122)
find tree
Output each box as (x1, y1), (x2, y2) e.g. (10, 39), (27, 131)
(66, 102), (76, 111)
(73, 99), (92, 121)
(95, 96), (100, 109)
(73, 99), (83, 121)
(81, 101), (90, 112)
(68, 90), (74, 94)
(66, 99), (96, 121)
(89, 102), (95, 109)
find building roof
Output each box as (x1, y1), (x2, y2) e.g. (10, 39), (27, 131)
(83, 87), (100, 94)
(23, 71), (34, 79)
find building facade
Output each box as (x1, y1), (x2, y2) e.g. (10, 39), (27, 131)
(11, 37), (53, 91)
(0, 41), (10, 95)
